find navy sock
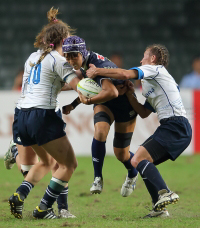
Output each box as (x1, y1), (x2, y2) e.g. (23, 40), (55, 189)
(91, 138), (106, 178)
(136, 160), (168, 192)
(40, 186), (60, 209)
(141, 174), (159, 205)
(122, 152), (138, 178)
(16, 180), (34, 200)
(57, 187), (68, 210)
(40, 177), (67, 209)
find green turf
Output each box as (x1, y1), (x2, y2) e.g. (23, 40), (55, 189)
(0, 155), (200, 228)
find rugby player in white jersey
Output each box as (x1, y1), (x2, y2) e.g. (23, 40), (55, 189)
(8, 8), (80, 220)
(8, 49), (75, 219)
(86, 44), (192, 218)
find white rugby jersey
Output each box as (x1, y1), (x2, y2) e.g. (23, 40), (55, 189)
(21, 50), (77, 109)
(16, 50), (42, 109)
(130, 65), (187, 121)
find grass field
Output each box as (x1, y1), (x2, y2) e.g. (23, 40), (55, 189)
(0, 155), (200, 228)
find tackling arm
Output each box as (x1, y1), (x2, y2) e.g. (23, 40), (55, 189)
(62, 71), (82, 115)
(126, 91), (152, 118)
(86, 64), (138, 80)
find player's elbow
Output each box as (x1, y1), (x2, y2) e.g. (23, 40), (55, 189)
(110, 89), (119, 99)
(139, 110), (151, 119)
(139, 113), (148, 119)
(108, 89), (119, 99)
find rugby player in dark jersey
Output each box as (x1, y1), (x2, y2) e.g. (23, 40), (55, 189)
(62, 36), (138, 196)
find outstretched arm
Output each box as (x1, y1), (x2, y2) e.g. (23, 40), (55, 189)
(86, 64), (138, 80)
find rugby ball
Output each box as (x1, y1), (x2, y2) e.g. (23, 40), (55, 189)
(77, 78), (102, 98)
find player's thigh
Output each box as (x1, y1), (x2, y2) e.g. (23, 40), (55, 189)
(31, 144), (55, 167)
(93, 105), (114, 141)
(17, 144), (38, 165)
(114, 118), (136, 133)
(114, 118), (136, 161)
(41, 135), (77, 168)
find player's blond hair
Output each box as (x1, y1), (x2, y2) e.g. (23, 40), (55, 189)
(147, 44), (169, 67)
(30, 7), (75, 67)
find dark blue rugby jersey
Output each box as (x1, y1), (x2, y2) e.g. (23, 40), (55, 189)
(81, 51), (125, 86)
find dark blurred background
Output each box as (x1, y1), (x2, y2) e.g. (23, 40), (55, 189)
(1, 0), (200, 89)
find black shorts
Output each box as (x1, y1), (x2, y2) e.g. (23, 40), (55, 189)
(94, 94), (137, 122)
(142, 136), (170, 165)
(14, 108), (66, 146)
(142, 116), (192, 164)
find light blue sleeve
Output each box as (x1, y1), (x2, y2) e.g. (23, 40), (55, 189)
(129, 67), (144, 79)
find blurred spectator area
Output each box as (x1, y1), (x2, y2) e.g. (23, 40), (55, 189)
(0, 0), (200, 89)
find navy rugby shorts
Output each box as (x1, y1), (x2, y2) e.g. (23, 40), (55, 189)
(13, 108), (23, 145)
(94, 94), (137, 122)
(142, 116), (192, 162)
(14, 108), (66, 146)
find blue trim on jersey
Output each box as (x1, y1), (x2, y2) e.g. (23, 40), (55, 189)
(152, 72), (159, 79)
(144, 100), (156, 113)
(29, 66), (34, 84)
(152, 77), (175, 116)
(156, 65), (163, 71)
(50, 53), (56, 72)
(177, 85), (180, 91)
(129, 67), (144, 79)
(63, 72), (75, 82)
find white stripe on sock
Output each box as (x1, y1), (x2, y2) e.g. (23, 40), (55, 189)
(141, 161), (150, 175)
(46, 188), (59, 198)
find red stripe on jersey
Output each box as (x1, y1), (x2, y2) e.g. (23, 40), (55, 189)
(194, 90), (200, 153)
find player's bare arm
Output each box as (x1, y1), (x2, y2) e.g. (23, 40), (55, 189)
(62, 97), (81, 115)
(61, 83), (73, 91)
(126, 81), (152, 119)
(62, 72), (83, 115)
(86, 63), (138, 80)
(75, 69), (84, 80)
(78, 79), (118, 105)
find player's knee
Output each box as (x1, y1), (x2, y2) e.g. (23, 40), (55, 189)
(63, 158), (78, 171)
(94, 112), (111, 141)
(21, 164), (34, 177)
(42, 156), (56, 168)
(94, 112), (111, 126)
(114, 150), (126, 162)
(94, 127), (108, 141)
(113, 132), (133, 149)
(131, 157), (139, 168)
